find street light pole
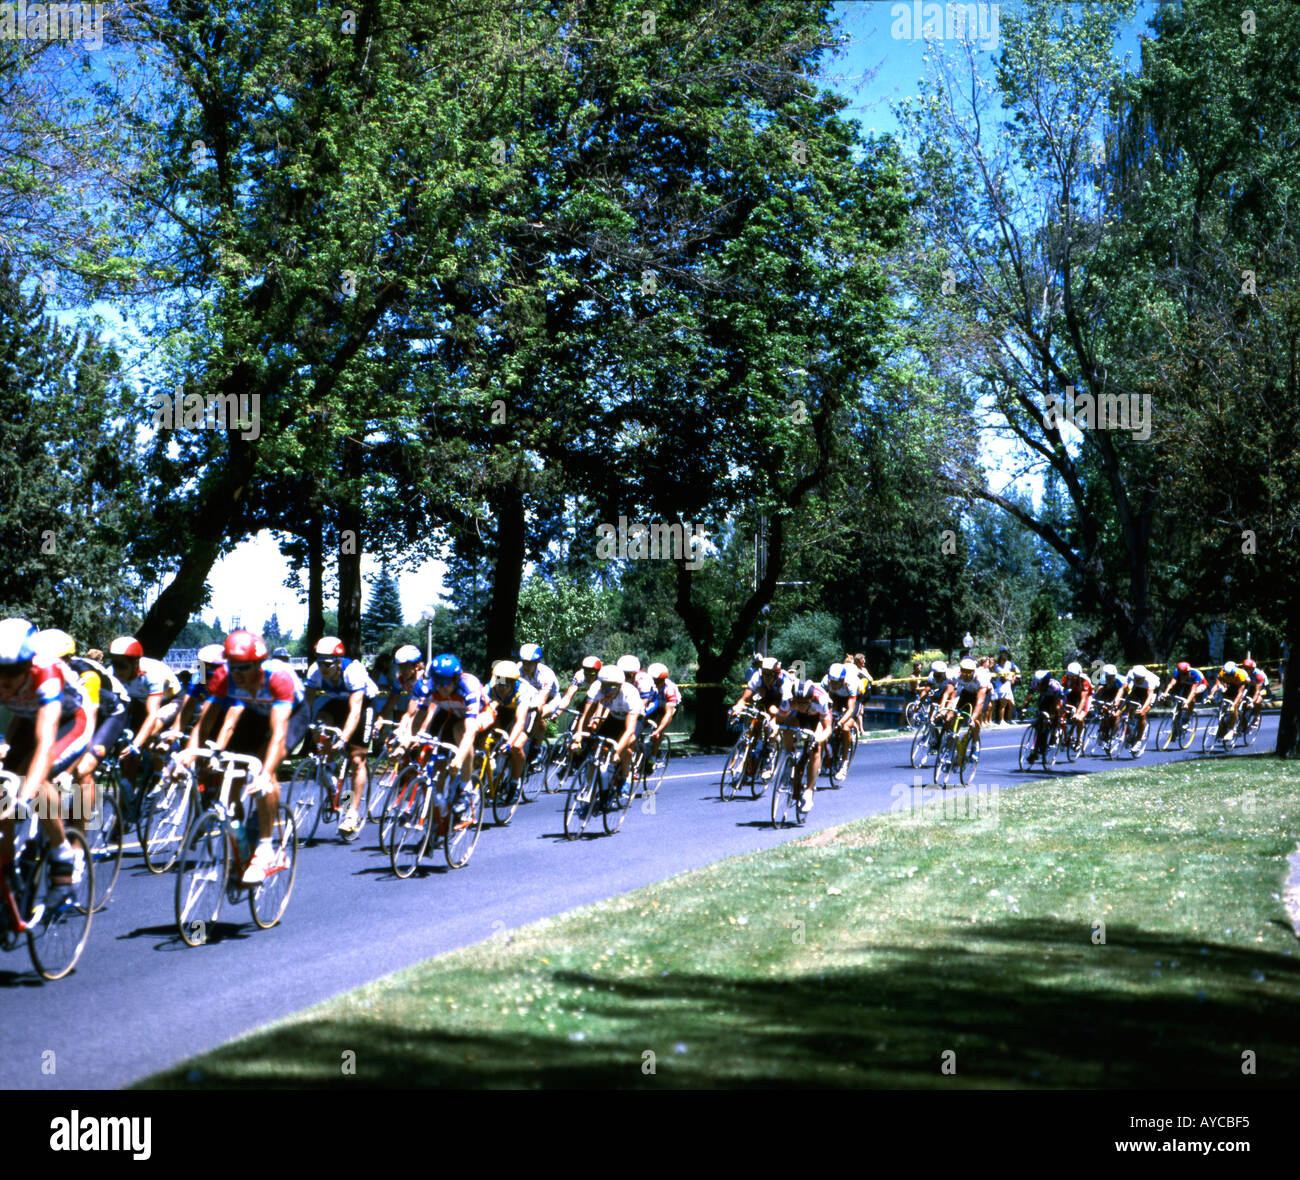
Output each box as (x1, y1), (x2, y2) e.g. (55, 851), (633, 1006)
(421, 608), (435, 666)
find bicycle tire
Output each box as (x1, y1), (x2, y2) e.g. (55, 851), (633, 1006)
(1018, 725), (1035, 772)
(366, 749), (401, 822)
(391, 778), (432, 878)
(933, 731), (955, 787)
(86, 786), (123, 913)
(142, 771), (195, 874)
(1063, 722), (1081, 762)
(644, 735), (670, 795)
(720, 735), (749, 800)
(1176, 710), (1199, 749)
(1080, 718), (1099, 757)
(911, 728), (937, 770)
(24, 828), (94, 980)
(959, 733), (980, 785)
(751, 736), (774, 799)
(286, 759), (326, 845)
(1155, 716), (1172, 751)
(770, 752), (795, 828)
(175, 810), (227, 946)
(249, 805), (298, 929)
(520, 740), (547, 802)
(602, 764), (633, 835)
(485, 747), (520, 827)
(904, 699), (923, 731)
(379, 765), (421, 853)
(564, 759), (598, 840)
(1242, 709), (1263, 746)
(445, 779), (485, 868)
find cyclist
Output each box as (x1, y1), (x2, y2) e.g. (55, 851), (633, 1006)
(1061, 661), (1094, 751)
(304, 636), (379, 836)
(1240, 658), (1269, 731)
(481, 659), (538, 803)
(35, 629), (130, 840)
(518, 643), (561, 746)
(774, 678), (834, 813)
(850, 654), (873, 734)
(643, 662), (680, 765)
(1207, 661), (1250, 739)
(730, 656), (790, 773)
(820, 662), (860, 783)
(0, 619), (93, 903)
(164, 644), (228, 741)
(1116, 664), (1160, 748)
(554, 655), (603, 715)
(184, 631), (308, 883)
(406, 653), (486, 818)
(991, 648), (1019, 725)
(617, 654), (656, 713)
(934, 657), (991, 765)
(374, 645), (424, 730)
(571, 665), (644, 804)
(1161, 661), (1207, 719)
(1091, 664), (1124, 745)
(106, 636), (182, 784)
(1023, 669), (1065, 765)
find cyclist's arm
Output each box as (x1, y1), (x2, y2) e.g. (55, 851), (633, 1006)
(340, 689), (364, 745)
(261, 704), (290, 783)
(732, 687), (754, 712)
(613, 709), (640, 757)
(133, 690), (165, 748)
(210, 700), (246, 750)
(506, 706), (531, 747)
(17, 699), (60, 800)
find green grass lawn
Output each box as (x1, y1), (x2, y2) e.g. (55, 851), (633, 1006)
(140, 754), (1300, 1089)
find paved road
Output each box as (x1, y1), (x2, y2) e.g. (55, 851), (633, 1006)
(0, 714), (1278, 1088)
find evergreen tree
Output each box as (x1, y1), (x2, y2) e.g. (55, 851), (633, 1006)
(263, 613), (282, 643)
(361, 564), (404, 651)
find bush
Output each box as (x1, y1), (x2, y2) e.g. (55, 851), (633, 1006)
(769, 611), (843, 681)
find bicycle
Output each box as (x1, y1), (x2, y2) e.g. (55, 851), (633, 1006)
(286, 723), (365, 844)
(909, 702), (942, 770)
(1201, 697), (1242, 754)
(389, 733), (484, 875)
(633, 728), (671, 796)
(540, 708), (585, 794)
(770, 725), (817, 828)
(174, 747), (298, 946)
(1019, 709), (1061, 771)
(0, 770), (94, 980)
(1120, 700), (1149, 758)
(824, 713), (858, 786)
(1155, 693), (1199, 751)
(475, 727), (523, 827)
(1239, 700), (1264, 746)
(903, 695), (928, 732)
(365, 720), (405, 831)
(934, 707), (979, 787)
(563, 735), (634, 839)
(720, 707), (779, 801)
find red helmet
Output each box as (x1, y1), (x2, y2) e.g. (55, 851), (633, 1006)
(314, 636), (346, 657)
(1242, 658), (1256, 670)
(224, 630), (268, 663)
(1177, 661), (1190, 673)
(109, 636), (144, 659)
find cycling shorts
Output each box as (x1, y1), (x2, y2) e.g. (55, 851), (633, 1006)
(316, 696), (375, 746)
(5, 705), (93, 777)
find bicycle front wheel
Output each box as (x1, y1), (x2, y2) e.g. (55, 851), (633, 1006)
(770, 753), (795, 828)
(903, 700), (923, 731)
(85, 786), (123, 913)
(446, 781), (484, 868)
(959, 734), (980, 785)
(378, 766), (421, 853)
(1018, 725), (1034, 771)
(249, 805), (298, 929)
(933, 733), (955, 787)
(25, 828), (94, 980)
(645, 736), (671, 795)
(175, 810), (228, 946)
(286, 760), (326, 845)
(720, 735), (749, 801)
(602, 767), (633, 835)
(911, 728), (936, 770)
(1242, 710), (1262, 746)
(488, 751), (521, 827)
(142, 771), (195, 874)
(391, 780), (432, 878)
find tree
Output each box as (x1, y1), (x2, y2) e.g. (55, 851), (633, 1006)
(361, 564), (404, 653)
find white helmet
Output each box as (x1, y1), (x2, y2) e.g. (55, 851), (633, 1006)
(34, 629), (76, 660)
(1101, 664), (1118, 679)
(617, 654), (641, 675)
(959, 657), (976, 673)
(760, 656), (781, 673)
(1032, 669), (1050, 685)
(492, 660), (520, 684)
(1066, 661), (1082, 677)
(197, 643), (225, 666)
(1222, 661), (1237, 676)
(1131, 665), (1148, 678)
(598, 666), (625, 685)
(394, 645), (423, 665)
(647, 662), (669, 680)
(828, 662), (848, 682)
(930, 660), (947, 675)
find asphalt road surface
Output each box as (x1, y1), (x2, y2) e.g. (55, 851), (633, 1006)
(0, 713), (1279, 1088)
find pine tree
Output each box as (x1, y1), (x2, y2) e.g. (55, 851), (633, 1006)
(264, 613), (282, 642)
(361, 563), (404, 651)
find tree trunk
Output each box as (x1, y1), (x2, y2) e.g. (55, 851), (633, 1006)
(486, 484), (525, 663)
(306, 501), (324, 653)
(1277, 588), (1300, 759)
(336, 440), (364, 655)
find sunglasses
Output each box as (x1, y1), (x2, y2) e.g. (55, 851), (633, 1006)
(230, 661), (263, 673)
(318, 659), (339, 669)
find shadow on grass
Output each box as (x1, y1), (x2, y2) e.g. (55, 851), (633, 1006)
(140, 916), (1300, 1089)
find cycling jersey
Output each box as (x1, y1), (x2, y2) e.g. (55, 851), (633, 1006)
(208, 658), (306, 716)
(820, 674), (858, 703)
(585, 681), (644, 719)
(0, 657), (92, 721)
(923, 671), (953, 694)
(1094, 678), (1123, 703)
(951, 668), (993, 697)
(122, 657), (182, 703)
(746, 669), (792, 708)
(306, 657), (379, 700)
(1248, 668), (1269, 690)
(647, 678), (681, 717)
(68, 654), (129, 717)
(1063, 674), (1093, 702)
(778, 684), (833, 718)
(428, 672), (488, 719)
(521, 662), (559, 705)
(488, 677), (538, 717)
(1031, 677), (1066, 703)
(1123, 668), (1160, 695)
(1217, 669), (1249, 691)
(1171, 667), (1206, 688)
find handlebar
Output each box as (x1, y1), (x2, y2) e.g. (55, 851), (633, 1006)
(189, 744), (264, 778)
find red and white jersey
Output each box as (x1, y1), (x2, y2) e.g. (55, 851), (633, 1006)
(778, 684), (833, 718)
(950, 668), (993, 696)
(0, 657), (91, 720)
(1063, 673), (1093, 700)
(428, 672), (488, 719)
(585, 682), (645, 719)
(208, 658), (305, 717)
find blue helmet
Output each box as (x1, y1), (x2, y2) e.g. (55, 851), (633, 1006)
(0, 618), (37, 665)
(430, 653), (461, 682)
(518, 643), (543, 662)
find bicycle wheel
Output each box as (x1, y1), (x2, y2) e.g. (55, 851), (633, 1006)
(175, 810), (228, 946)
(1080, 718), (1099, 757)
(830, 731), (857, 786)
(379, 766), (421, 854)
(564, 760), (598, 840)
(1200, 714), (1219, 752)
(1154, 716), (1173, 751)
(645, 736), (671, 795)
(366, 749), (401, 822)
(520, 740), (547, 802)
(1063, 722), (1081, 763)
(446, 780), (485, 868)
(1043, 726), (1060, 768)
(142, 770), (195, 874)
(911, 728), (937, 770)
(751, 737), (775, 799)
(391, 779), (432, 878)
(602, 765), (634, 835)
(488, 749), (521, 827)
(24, 828), (94, 980)
(85, 786), (123, 913)
(933, 732), (955, 787)
(720, 735), (750, 801)
(335, 761), (367, 842)
(959, 733), (981, 785)
(1018, 725), (1035, 771)
(770, 752), (795, 828)
(1126, 715), (1147, 758)
(904, 700), (923, 731)
(286, 759), (326, 845)
(1242, 709), (1263, 746)
(249, 805), (298, 929)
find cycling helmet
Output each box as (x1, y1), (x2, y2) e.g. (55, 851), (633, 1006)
(959, 657), (976, 673)
(35, 628), (76, 659)
(315, 636), (346, 657)
(581, 655), (602, 672)
(1221, 661), (1237, 676)
(430, 653), (461, 682)
(109, 636), (144, 659)
(793, 678), (815, 698)
(518, 643), (543, 662)
(224, 630), (268, 663)
(272, 646), (291, 660)
(647, 662), (669, 680)
(492, 659), (520, 684)
(0, 619), (38, 665)
(1101, 663), (1118, 679)
(760, 656), (781, 673)
(598, 666), (625, 685)
(1177, 661), (1190, 673)
(1131, 665), (1149, 678)
(1032, 669), (1050, 685)
(930, 660), (947, 675)
(197, 643), (225, 666)
(1066, 661), (1082, 677)
(1242, 658), (1256, 670)
(393, 645), (423, 665)
(828, 662), (848, 683)
(617, 654), (641, 675)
